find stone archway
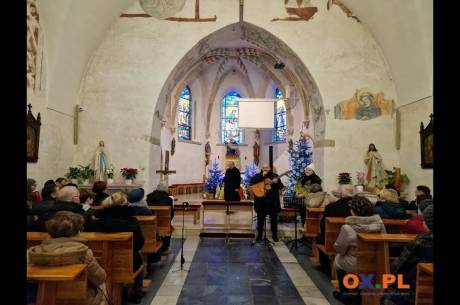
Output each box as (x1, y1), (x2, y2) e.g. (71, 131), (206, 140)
(150, 21), (326, 178)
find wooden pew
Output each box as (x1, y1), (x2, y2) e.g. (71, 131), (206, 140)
(27, 264), (87, 305)
(416, 263), (433, 305)
(316, 217), (408, 279)
(303, 207), (324, 262)
(28, 232), (134, 305)
(147, 205), (172, 237)
(357, 233), (417, 305)
(134, 215), (162, 287)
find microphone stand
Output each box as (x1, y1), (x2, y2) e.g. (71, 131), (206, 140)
(173, 201), (189, 272)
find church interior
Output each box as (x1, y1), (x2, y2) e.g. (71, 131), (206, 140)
(27, 1), (433, 305)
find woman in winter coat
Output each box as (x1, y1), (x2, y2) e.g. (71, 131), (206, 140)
(374, 188), (411, 219)
(333, 196), (386, 305)
(28, 211), (106, 305)
(91, 192), (145, 304)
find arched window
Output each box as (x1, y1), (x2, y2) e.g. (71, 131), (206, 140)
(274, 88), (287, 142)
(221, 91), (243, 144)
(177, 85), (192, 141)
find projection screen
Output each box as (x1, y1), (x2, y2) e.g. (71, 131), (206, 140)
(238, 98), (275, 129)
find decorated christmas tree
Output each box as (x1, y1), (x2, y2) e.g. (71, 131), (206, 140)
(285, 137), (313, 196)
(204, 160), (224, 195)
(242, 162), (258, 187)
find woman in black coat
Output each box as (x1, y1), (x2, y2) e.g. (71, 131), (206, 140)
(223, 162), (241, 201)
(92, 181), (110, 206)
(91, 192), (145, 303)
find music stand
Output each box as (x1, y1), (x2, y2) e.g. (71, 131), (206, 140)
(173, 202), (190, 272)
(285, 196), (310, 252)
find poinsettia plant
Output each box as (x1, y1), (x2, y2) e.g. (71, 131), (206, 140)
(338, 172), (352, 185)
(120, 168), (138, 180)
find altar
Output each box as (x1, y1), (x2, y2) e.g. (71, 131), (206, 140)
(78, 181), (144, 194)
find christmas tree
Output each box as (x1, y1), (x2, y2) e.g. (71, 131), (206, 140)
(205, 160), (224, 194)
(242, 162), (258, 187)
(285, 137), (313, 196)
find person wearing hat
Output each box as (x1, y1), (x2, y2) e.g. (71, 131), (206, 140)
(128, 188), (153, 216)
(381, 203), (433, 305)
(333, 195), (386, 304)
(294, 163), (323, 226)
(146, 184), (174, 255)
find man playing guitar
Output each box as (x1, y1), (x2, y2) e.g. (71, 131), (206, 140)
(250, 163), (284, 242)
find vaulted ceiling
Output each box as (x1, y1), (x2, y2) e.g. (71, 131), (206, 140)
(36, 0), (432, 115)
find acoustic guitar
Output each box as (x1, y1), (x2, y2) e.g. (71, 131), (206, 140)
(250, 170), (291, 198)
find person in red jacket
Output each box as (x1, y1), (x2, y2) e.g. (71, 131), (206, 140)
(400, 198), (432, 234)
(27, 178), (42, 206)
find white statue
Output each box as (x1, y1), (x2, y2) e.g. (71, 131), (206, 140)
(364, 143), (386, 189)
(94, 141), (109, 181)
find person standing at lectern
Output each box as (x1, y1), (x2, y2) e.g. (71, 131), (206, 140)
(224, 162), (241, 201)
(251, 163), (284, 242)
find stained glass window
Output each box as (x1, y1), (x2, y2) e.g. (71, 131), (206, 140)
(177, 85), (192, 141)
(221, 91), (244, 144)
(274, 88), (286, 142)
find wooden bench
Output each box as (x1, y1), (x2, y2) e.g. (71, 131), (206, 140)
(303, 207), (325, 261)
(28, 232), (134, 305)
(315, 217), (408, 278)
(27, 264), (87, 305)
(357, 233), (417, 305)
(174, 204), (201, 224)
(416, 263), (433, 305)
(147, 205), (172, 237)
(168, 183), (204, 196)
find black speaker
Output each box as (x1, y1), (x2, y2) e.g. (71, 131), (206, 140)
(269, 146), (273, 169)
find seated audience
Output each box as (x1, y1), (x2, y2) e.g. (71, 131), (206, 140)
(31, 183), (58, 221)
(27, 178), (42, 206)
(55, 177), (69, 189)
(128, 188), (153, 216)
(333, 196), (386, 305)
(306, 183), (337, 208)
(401, 198), (432, 234)
(44, 179), (57, 187)
(374, 189), (411, 219)
(381, 203), (434, 305)
(28, 211), (106, 305)
(91, 193), (145, 303)
(146, 184), (174, 255)
(39, 185), (94, 231)
(92, 181), (110, 206)
(403, 185), (432, 213)
(80, 189), (95, 206)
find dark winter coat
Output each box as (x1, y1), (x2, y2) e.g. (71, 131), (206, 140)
(93, 192), (110, 206)
(146, 190), (174, 220)
(374, 201), (411, 219)
(91, 205), (145, 270)
(318, 197), (352, 244)
(39, 201), (95, 231)
(224, 167), (241, 201)
(300, 173), (322, 186)
(251, 171), (284, 213)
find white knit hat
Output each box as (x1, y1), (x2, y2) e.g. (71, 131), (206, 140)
(306, 163), (315, 171)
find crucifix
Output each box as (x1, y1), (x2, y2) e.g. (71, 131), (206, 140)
(156, 150), (176, 185)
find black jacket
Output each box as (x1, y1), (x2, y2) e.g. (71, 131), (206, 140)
(374, 201), (411, 219)
(91, 205), (145, 270)
(224, 167), (241, 201)
(131, 206), (153, 216)
(318, 197), (352, 244)
(146, 190), (174, 219)
(39, 201), (95, 231)
(300, 173), (322, 186)
(251, 171), (284, 213)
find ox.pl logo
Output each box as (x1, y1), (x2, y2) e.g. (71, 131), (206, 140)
(343, 274), (410, 289)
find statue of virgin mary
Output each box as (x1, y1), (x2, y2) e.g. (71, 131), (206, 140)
(364, 143), (386, 188)
(94, 141), (109, 181)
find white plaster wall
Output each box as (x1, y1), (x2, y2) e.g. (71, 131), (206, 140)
(76, 0), (400, 192)
(398, 97), (433, 196)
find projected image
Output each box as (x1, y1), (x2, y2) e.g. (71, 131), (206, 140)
(274, 88), (286, 142)
(221, 91), (243, 144)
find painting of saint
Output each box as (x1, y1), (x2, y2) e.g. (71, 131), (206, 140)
(334, 88), (394, 121)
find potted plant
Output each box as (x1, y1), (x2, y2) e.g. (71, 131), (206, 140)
(383, 169), (410, 193)
(356, 172), (365, 193)
(65, 167), (81, 184)
(338, 172), (352, 185)
(79, 164), (95, 185)
(106, 164), (115, 184)
(120, 168), (138, 184)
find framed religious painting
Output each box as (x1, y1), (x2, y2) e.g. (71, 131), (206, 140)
(419, 113), (433, 169)
(27, 104), (41, 163)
